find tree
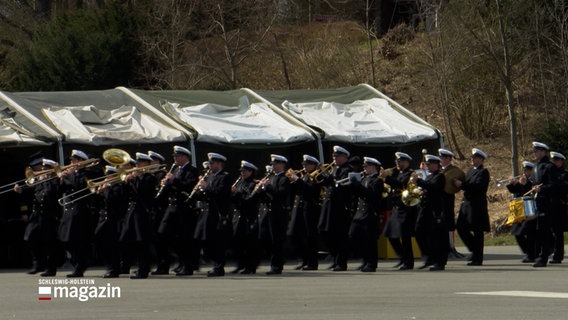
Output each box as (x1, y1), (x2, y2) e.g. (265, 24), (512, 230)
(6, 2), (145, 91)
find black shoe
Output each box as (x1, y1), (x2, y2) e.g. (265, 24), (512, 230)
(40, 271), (56, 277)
(266, 269), (282, 275)
(103, 272), (119, 278)
(398, 265), (413, 271)
(230, 267), (244, 274)
(294, 263), (307, 270)
(130, 272), (148, 279)
(392, 261), (404, 268)
(151, 269), (169, 275)
(27, 267), (44, 275)
(549, 260), (562, 264)
(332, 265), (347, 272)
(429, 265), (445, 271)
(302, 265), (318, 271)
(206, 269), (225, 277)
(66, 272), (84, 278)
(119, 267), (130, 275)
(417, 262), (433, 270)
(175, 268), (194, 276)
(466, 261), (482, 266)
(521, 257), (535, 263)
(360, 266), (376, 272)
(240, 269), (256, 274)
(533, 261), (547, 268)
(172, 264), (183, 273)
(326, 263), (337, 270)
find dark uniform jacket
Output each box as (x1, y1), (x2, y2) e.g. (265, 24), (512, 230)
(416, 170), (446, 228)
(94, 182), (128, 240)
(58, 168), (93, 243)
(349, 173), (383, 239)
(158, 163), (198, 237)
(506, 176), (534, 235)
(120, 172), (158, 243)
(456, 165), (490, 232)
(383, 168), (417, 238)
(532, 156), (556, 217)
(318, 163), (353, 234)
(232, 177), (258, 237)
(287, 174), (321, 237)
(24, 178), (61, 242)
(194, 170), (232, 241)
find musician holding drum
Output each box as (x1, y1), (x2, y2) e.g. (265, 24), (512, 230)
(530, 142), (558, 267)
(505, 161), (536, 263)
(438, 148), (465, 258)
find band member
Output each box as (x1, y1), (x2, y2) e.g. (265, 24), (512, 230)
(505, 161), (536, 262)
(529, 142), (557, 267)
(254, 154), (291, 275)
(287, 154), (322, 271)
(348, 157), (383, 272)
(16, 158), (62, 276)
(146, 150), (169, 274)
(438, 148), (465, 257)
(94, 165), (127, 278)
(231, 160), (260, 274)
(455, 148), (490, 266)
(156, 146), (198, 276)
(58, 149), (96, 277)
(413, 155), (447, 271)
(548, 152), (568, 264)
(318, 145), (353, 271)
(193, 153), (232, 277)
(120, 153), (158, 279)
(381, 152), (417, 270)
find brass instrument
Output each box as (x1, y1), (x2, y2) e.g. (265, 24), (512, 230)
(496, 175), (523, 187)
(57, 163), (166, 206)
(308, 162), (335, 183)
(185, 169), (211, 203)
(334, 172), (364, 187)
(102, 148), (131, 167)
(379, 166), (396, 198)
(401, 169), (427, 207)
(285, 168), (305, 181)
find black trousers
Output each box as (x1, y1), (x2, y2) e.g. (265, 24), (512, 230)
(457, 227), (484, 264)
(321, 231), (349, 268)
(389, 236), (414, 267)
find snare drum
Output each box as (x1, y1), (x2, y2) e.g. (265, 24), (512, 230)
(506, 198), (525, 226)
(522, 196), (537, 220)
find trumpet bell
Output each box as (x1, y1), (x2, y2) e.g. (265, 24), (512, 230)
(103, 148), (131, 166)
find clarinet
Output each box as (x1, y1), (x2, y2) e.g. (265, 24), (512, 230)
(185, 169), (211, 203)
(155, 163), (177, 199)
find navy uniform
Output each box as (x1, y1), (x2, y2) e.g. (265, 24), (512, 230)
(415, 155), (447, 271)
(438, 148), (465, 257)
(255, 154), (291, 275)
(530, 142), (558, 267)
(120, 153), (158, 279)
(287, 155), (322, 271)
(348, 157), (384, 272)
(157, 146), (198, 275)
(231, 161), (260, 274)
(94, 166), (128, 278)
(147, 151), (168, 272)
(382, 152), (417, 270)
(456, 148), (490, 266)
(548, 152), (568, 264)
(58, 149), (96, 277)
(318, 145), (353, 271)
(193, 152), (232, 277)
(22, 158), (62, 276)
(505, 161), (536, 262)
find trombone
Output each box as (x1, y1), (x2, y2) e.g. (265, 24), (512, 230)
(0, 167), (59, 195)
(308, 162), (335, 183)
(58, 163), (166, 206)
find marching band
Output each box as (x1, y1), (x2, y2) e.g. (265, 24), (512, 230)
(4, 141), (568, 278)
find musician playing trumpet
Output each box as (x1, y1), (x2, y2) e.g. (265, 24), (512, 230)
(317, 145), (353, 271)
(505, 161), (536, 263)
(381, 152), (418, 270)
(286, 154), (322, 271)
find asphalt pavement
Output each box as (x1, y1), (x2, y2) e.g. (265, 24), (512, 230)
(1, 246), (567, 320)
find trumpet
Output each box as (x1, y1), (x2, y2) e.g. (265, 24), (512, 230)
(334, 172), (364, 187)
(308, 162), (335, 183)
(496, 175), (523, 187)
(285, 168), (305, 181)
